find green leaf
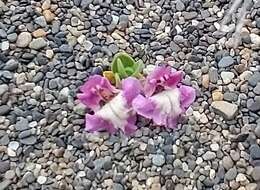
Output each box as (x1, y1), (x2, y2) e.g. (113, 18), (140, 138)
(114, 73), (121, 88)
(117, 58), (128, 78)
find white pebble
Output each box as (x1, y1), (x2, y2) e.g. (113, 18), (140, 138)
(196, 157), (203, 165)
(210, 143), (220, 152)
(37, 176), (47, 184)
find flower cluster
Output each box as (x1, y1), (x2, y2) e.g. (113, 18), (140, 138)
(77, 63), (196, 135)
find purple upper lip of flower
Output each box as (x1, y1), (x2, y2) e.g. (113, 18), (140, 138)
(144, 66), (183, 96)
(77, 75), (118, 111)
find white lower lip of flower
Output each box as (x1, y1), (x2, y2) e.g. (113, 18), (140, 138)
(151, 89), (182, 117)
(96, 93), (129, 129)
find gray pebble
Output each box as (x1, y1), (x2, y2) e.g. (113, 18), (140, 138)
(29, 38), (47, 50)
(218, 56), (234, 68)
(152, 154), (165, 166)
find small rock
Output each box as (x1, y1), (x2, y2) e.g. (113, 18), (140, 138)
(1, 41), (9, 51)
(248, 72), (260, 87)
(209, 67), (218, 83)
(113, 183), (124, 190)
(32, 29), (47, 38)
(4, 59), (18, 71)
(118, 15), (128, 30)
(212, 101), (238, 120)
(29, 38), (47, 50)
(15, 118), (29, 131)
(218, 56), (234, 68)
(250, 144), (260, 160)
(252, 167), (260, 181)
(176, 0), (185, 11)
(202, 74), (209, 88)
(225, 167), (237, 181)
(8, 141), (19, 151)
(253, 83), (260, 95)
(42, 0), (51, 10)
(43, 10), (55, 23)
(212, 91), (223, 101)
(35, 16), (47, 27)
(0, 84), (8, 96)
(221, 71), (235, 84)
(20, 136), (37, 145)
(0, 105), (11, 115)
(0, 161), (10, 174)
(5, 170), (16, 179)
(210, 143), (220, 151)
(0, 180), (11, 190)
(254, 125), (260, 138)
(175, 184), (184, 190)
(16, 32), (32, 48)
(222, 156), (234, 170)
(245, 183), (258, 190)
(202, 151), (216, 161)
(182, 12), (197, 20)
(37, 176), (47, 184)
(152, 155), (165, 166)
(250, 33), (260, 46)
(236, 173), (247, 182)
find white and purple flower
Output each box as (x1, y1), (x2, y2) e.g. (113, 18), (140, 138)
(132, 66), (196, 129)
(77, 75), (142, 135)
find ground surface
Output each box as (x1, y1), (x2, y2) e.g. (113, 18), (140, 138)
(0, 0), (260, 189)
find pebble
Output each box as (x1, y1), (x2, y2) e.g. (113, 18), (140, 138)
(236, 173), (247, 182)
(212, 91), (223, 101)
(222, 156), (234, 170)
(202, 151), (216, 161)
(43, 10), (55, 23)
(211, 101), (238, 120)
(20, 136), (37, 145)
(37, 176), (47, 184)
(253, 83), (260, 95)
(5, 170), (16, 179)
(210, 143), (220, 151)
(221, 71), (235, 84)
(1, 41), (9, 51)
(0, 161), (10, 174)
(0, 84), (8, 96)
(248, 72), (260, 87)
(218, 56), (234, 68)
(16, 32), (32, 48)
(29, 38), (47, 50)
(35, 16), (47, 27)
(152, 155), (165, 166)
(225, 167), (237, 181)
(0, 105), (11, 115)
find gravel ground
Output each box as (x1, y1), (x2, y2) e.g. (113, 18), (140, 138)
(0, 0), (260, 189)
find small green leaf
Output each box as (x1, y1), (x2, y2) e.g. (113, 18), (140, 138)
(114, 73), (121, 88)
(117, 58), (128, 78)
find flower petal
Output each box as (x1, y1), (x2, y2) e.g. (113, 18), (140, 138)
(179, 85), (196, 109)
(78, 75), (118, 110)
(77, 93), (100, 111)
(122, 115), (137, 135)
(85, 114), (117, 133)
(80, 75), (117, 93)
(122, 77), (142, 105)
(132, 95), (157, 119)
(144, 67), (171, 96)
(165, 71), (183, 88)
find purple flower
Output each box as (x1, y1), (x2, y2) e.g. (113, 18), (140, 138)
(77, 75), (118, 111)
(132, 66), (196, 129)
(83, 77), (142, 135)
